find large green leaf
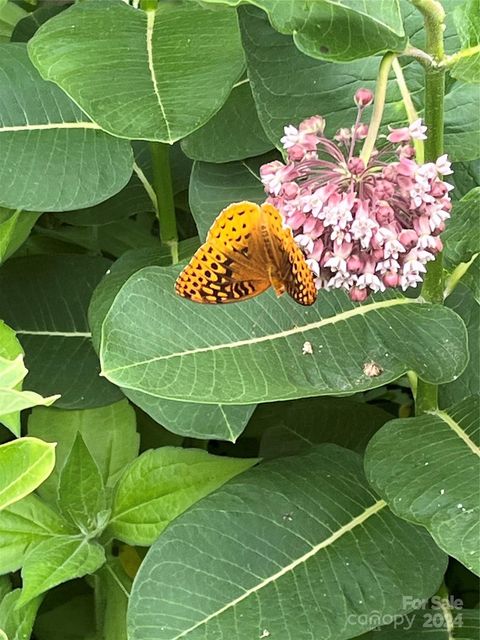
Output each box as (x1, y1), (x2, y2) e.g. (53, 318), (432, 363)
(239, 7), (477, 161)
(0, 438), (55, 511)
(0, 0), (25, 42)
(99, 266), (467, 404)
(0, 494), (74, 574)
(89, 247), (255, 441)
(365, 396), (480, 575)
(449, 0), (480, 83)
(181, 81), (272, 162)
(107, 447), (257, 545)
(0, 44), (132, 212)
(444, 188), (480, 270)
(28, 400), (139, 504)
(0, 255), (122, 409)
(28, 0), (245, 143)
(257, 396), (392, 458)
(441, 285), (479, 407)
(450, 160), (480, 201)
(128, 445), (446, 640)
(200, 0), (406, 61)
(189, 152), (277, 240)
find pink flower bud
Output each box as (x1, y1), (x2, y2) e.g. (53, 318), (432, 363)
(354, 88), (374, 107)
(347, 157), (365, 175)
(398, 229), (418, 248)
(300, 115), (325, 135)
(347, 255), (364, 273)
(383, 271), (400, 287)
(282, 181), (300, 199)
(387, 127), (410, 143)
(288, 144), (306, 161)
(355, 123), (369, 140)
(349, 287), (369, 302)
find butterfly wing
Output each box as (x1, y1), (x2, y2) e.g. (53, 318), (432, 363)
(261, 203), (317, 306)
(175, 202), (270, 304)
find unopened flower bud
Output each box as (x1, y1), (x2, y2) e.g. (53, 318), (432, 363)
(354, 88), (374, 107)
(347, 157), (365, 175)
(349, 287), (369, 302)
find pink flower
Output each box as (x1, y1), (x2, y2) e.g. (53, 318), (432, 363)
(260, 93), (452, 301)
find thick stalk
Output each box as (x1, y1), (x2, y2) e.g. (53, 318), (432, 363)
(411, 0), (446, 415)
(150, 142), (179, 264)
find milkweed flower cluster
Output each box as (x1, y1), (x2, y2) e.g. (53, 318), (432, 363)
(260, 88), (453, 301)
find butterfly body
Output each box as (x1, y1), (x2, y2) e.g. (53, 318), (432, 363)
(175, 201), (317, 306)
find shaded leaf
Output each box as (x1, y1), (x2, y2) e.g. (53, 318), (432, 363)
(444, 188), (480, 268)
(28, 0), (245, 142)
(108, 447), (257, 545)
(0, 0), (25, 42)
(257, 396), (392, 458)
(0, 255), (122, 409)
(0, 437), (55, 511)
(128, 445), (446, 640)
(100, 266), (467, 405)
(0, 44), (132, 212)
(444, 83), (480, 162)
(449, 159), (480, 201)
(449, 0), (480, 83)
(0, 588), (42, 640)
(182, 81), (272, 162)
(0, 209), (40, 265)
(365, 396), (480, 575)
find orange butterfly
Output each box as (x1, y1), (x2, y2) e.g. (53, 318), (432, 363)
(175, 201), (317, 306)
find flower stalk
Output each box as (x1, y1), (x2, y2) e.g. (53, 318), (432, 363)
(411, 0), (447, 415)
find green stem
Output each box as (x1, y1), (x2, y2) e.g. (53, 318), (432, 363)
(359, 52), (396, 164)
(411, 0), (446, 415)
(150, 142), (179, 264)
(392, 58), (424, 163)
(140, 0), (158, 11)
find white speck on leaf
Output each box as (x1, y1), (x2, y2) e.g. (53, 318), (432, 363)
(302, 341), (313, 355)
(260, 630), (270, 639)
(363, 361), (383, 377)
(440, 489), (445, 495)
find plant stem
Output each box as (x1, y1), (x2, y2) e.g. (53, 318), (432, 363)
(411, 0), (446, 415)
(360, 52), (396, 164)
(392, 58), (425, 163)
(150, 142), (179, 264)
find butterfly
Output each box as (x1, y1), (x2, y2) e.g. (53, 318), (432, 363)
(175, 201), (317, 306)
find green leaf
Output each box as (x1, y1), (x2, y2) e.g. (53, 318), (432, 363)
(181, 81), (272, 162)
(107, 447), (257, 546)
(100, 266), (467, 404)
(0, 321), (23, 435)
(450, 159), (480, 200)
(361, 607), (480, 638)
(88, 247), (254, 441)
(0, 437), (55, 511)
(18, 536), (105, 606)
(444, 188), (480, 269)
(0, 355), (59, 435)
(202, 0), (406, 61)
(11, 3), (67, 43)
(0, 494), (74, 574)
(444, 83), (480, 162)
(0, 209), (40, 265)
(0, 44), (132, 212)
(33, 592), (95, 640)
(123, 388), (255, 441)
(365, 396), (480, 575)
(128, 445), (446, 640)
(0, 0), (26, 42)
(257, 397), (391, 458)
(28, 0), (245, 143)
(0, 255), (122, 409)
(449, 0), (480, 83)
(441, 285), (479, 407)
(57, 434), (106, 532)
(0, 589), (42, 640)
(28, 400), (139, 505)
(189, 152), (277, 241)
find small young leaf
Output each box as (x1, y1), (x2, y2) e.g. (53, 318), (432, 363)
(18, 536), (105, 606)
(0, 495), (74, 574)
(57, 434), (106, 532)
(0, 588), (42, 640)
(0, 437), (55, 511)
(108, 447), (257, 545)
